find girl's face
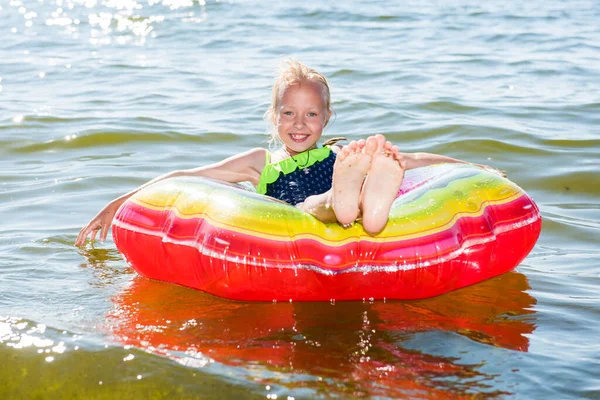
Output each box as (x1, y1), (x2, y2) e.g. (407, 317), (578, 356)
(276, 80), (330, 156)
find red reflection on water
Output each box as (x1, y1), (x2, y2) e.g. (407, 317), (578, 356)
(106, 272), (535, 398)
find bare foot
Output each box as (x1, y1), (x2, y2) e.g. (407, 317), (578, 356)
(360, 136), (406, 235)
(332, 137), (378, 225)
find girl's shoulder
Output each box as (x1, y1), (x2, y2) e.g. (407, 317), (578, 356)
(228, 147), (268, 164)
(220, 147), (269, 176)
(266, 148), (285, 164)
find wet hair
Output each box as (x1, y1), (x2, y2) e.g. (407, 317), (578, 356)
(265, 59), (333, 145)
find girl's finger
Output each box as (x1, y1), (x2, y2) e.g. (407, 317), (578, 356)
(76, 227), (90, 245)
(75, 230), (83, 245)
(101, 224), (109, 242)
(90, 229), (97, 242)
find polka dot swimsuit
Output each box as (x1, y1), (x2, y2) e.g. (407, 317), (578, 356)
(265, 150), (337, 206)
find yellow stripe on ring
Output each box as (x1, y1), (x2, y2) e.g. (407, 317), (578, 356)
(128, 190), (524, 246)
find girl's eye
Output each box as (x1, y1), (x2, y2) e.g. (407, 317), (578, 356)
(283, 111), (293, 116)
(308, 112), (317, 117)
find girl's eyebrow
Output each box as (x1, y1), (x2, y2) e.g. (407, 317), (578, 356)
(280, 105), (321, 110)
(279, 103), (323, 110)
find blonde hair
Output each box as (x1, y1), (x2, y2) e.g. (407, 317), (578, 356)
(265, 59), (333, 145)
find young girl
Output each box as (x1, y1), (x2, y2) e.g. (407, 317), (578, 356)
(76, 60), (499, 245)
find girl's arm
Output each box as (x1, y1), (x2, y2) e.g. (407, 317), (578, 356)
(401, 152), (506, 177)
(75, 148), (267, 245)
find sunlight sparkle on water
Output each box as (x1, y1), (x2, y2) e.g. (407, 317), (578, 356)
(46, 16), (74, 26)
(104, 0), (141, 11)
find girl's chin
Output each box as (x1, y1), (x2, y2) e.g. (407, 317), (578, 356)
(290, 142), (307, 148)
(286, 143), (317, 155)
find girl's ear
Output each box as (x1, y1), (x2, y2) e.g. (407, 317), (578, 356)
(325, 110), (333, 126)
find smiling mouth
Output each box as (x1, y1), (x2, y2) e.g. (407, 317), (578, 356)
(290, 133), (309, 142)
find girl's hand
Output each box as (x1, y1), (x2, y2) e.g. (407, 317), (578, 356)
(75, 200), (122, 246)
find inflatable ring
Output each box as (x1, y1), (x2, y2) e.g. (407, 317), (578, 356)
(113, 164), (541, 301)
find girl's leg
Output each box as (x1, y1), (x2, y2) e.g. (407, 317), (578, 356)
(297, 140), (369, 224)
(298, 134), (404, 231)
(331, 137), (378, 225)
(360, 137), (406, 235)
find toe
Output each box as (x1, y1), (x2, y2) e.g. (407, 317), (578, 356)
(374, 134), (386, 151)
(363, 136), (379, 156)
(356, 139), (366, 150)
(336, 146), (349, 161)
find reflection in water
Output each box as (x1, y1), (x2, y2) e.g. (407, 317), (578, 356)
(78, 246), (134, 287)
(106, 273), (536, 398)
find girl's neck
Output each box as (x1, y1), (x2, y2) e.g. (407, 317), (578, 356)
(281, 144), (318, 158)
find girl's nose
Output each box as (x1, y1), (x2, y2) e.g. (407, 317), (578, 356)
(293, 115), (305, 127)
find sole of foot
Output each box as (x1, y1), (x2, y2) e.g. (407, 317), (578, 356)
(332, 136), (378, 226)
(360, 138), (405, 235)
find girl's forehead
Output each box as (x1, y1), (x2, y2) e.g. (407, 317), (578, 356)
(279, 80), (326, 105)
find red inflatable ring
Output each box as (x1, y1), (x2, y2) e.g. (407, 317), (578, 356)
(112, 164), (541, 301)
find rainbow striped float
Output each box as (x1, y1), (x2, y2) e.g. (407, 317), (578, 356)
(113, 164), (541, 301)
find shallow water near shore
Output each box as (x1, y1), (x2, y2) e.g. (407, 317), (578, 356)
(1, 1), (599, 399)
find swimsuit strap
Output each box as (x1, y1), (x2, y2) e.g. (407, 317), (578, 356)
(256, 146), (332, 195)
